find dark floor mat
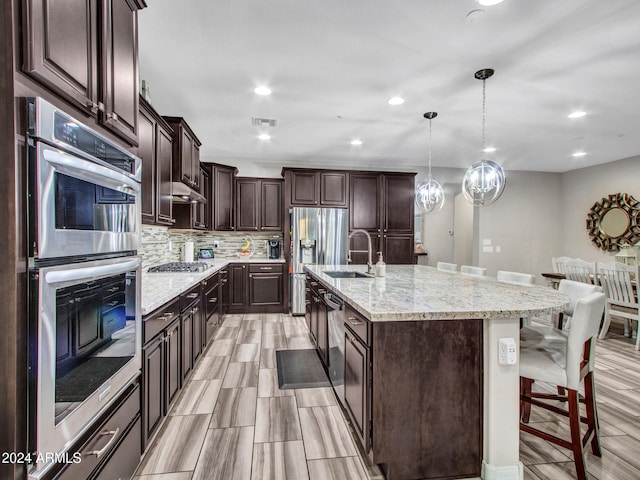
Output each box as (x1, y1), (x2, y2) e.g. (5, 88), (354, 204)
(56, 356), (131, 402)
(276, 349), (332, 389)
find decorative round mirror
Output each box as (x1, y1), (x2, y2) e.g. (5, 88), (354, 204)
(586, 193), (640, 251)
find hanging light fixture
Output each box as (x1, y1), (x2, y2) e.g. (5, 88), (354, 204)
(415, 112), (445, 214)
(462, 68), (506, 206)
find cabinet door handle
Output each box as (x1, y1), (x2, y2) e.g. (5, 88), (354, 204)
(86, 428), (119, 459)
(347, 316), (363, 325)
(242, 265), (246, 269)
(107, 286), (119, 293)
(191, 307), (199, 314)
(186, 293), (199, 299)
(259, 266), (272, 270)
(209, 298), (218, 303)
(203, 281), (208, 286)
(106, 112), (119, 122)
(222, 279), (228, 283)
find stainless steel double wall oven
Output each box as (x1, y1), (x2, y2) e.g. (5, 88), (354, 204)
(26, 98), (143, 478)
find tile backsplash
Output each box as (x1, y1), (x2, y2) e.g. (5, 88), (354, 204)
(140, 226), (283, 269)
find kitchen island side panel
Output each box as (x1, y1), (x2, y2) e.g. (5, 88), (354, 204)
(372, 319), (483, 480)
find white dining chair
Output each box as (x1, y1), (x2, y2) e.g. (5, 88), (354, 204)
(552, 256), (572, 274)
(436, 262), (458, 272)
(496, 270), (535, 286)
(460, 265), (487, 277)
(520, 292), (605, 480)
(564, 258), (597, 285)
(596, 262), (640, 346)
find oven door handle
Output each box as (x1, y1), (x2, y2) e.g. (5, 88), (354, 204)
(43, 147), (140, 195)
(45, 258), (141, 285)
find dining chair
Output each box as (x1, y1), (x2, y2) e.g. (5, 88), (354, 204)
(552, 256), (572, 274)
(460, 265), (487, 277)
(496, 270), (535, 285)
(564, 258), (598, 285)
(436, 262), (458, 272)
(596, 262), (640, 346)
(520, 292), (606, 480)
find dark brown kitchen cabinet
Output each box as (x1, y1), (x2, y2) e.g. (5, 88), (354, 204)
(228, 264), (249, 312)
(235, 178), (260, 231)
(235, 178), (283, 231)
(163, 116), (202, 191)
(142, 299), (180, 448)
(343, 305), (371, 453)
(22, 0), (145, 145)
(139, 97), (174, 226)
(249, 264), (284, 311)
(228, 263), (285, 313)
(213, 164), (237, 231)
(286, 169), (348, 208)
(381, 174), (414, 234)
(349, 172), (415, 265)
(180, 284), (203, 381)
(202, 273), (220, 345)
(320, 172), (349, 207)
(219, 268), (229, 316)
(290, 170), (318, 205)
(349, 173), (380, 232)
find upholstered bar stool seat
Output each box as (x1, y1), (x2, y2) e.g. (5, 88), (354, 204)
(520, 292), (606, 480)
(460, 265), (487, 277)
(436, 262), (457, 272)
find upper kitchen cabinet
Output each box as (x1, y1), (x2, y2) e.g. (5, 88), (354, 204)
(284, 169), (348, 208)
(235, 178), (283, 232)
(381, 174), (415, 234)
(349, 173), (380, 232)
(212, 164), (237, 231)
(139, 97), (173, 226)
(21, 0), (145, 145)
(163, 117), (202, 191)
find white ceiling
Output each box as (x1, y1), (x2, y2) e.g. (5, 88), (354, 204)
(138, 0), (640, 174)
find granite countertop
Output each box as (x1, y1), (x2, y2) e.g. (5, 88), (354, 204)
(304, 264), (570, 322)
(141, 257), (285, 315)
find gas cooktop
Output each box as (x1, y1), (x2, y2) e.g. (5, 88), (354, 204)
(148, 262), (210, 273)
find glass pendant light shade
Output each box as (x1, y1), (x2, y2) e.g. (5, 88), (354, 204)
(415, 111), (445, 214)
(461, 158), (505, 206)
(462, 68), (506, 206)
(415, 178), (445, 214)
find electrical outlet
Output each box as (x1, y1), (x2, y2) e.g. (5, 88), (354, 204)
(498, 338), (517, 365)
(213, 240), (220, 248)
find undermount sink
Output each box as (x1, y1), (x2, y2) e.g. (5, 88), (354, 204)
(324, 270), (374, 278)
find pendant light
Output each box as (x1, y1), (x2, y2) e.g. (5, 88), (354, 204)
(462, 68), (506, 206)
(415, 112), (445, 214)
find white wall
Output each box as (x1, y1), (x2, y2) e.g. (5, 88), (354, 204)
(560, 154), (640, 262)
(421, 191), (455, 266)
(476, 171), (564, 283)
(453, 192), (473, 267)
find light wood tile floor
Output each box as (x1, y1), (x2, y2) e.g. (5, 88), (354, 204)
(134, 313), (640, 480)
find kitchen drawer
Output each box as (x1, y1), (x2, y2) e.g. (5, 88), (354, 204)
(249, 263), (283, 273)
(180, 284), (202, 312)
(143, 298), (180, 344)
(54, 383), (140, 480)
(345, 305), (370, 345)
(94, 416), (141, 480)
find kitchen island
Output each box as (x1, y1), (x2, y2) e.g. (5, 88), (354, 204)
(304, 264), (569, 480)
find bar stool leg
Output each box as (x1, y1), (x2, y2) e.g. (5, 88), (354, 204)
(520, 377), (533, 423)
(568, 390), (588, 480)
(584, 371), (602, 456)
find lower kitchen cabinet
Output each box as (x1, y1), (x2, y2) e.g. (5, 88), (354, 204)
(228, 263), (285, 313)
(219, 267), (229, 316)
(52, 382), (141, 480)
(203, 273), (220, 345)
(344, 322), (370, 453)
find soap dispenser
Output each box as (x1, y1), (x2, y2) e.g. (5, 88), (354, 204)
(375, 251), (386, 277)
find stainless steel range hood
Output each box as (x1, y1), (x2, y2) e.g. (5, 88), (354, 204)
(172, 182), (206, 204)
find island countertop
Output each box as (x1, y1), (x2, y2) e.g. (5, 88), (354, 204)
(304, 264), (569, 321)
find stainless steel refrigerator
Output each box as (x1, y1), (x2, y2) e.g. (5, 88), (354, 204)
(290, 207), (348, 314)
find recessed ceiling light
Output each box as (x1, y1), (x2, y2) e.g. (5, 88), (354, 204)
(254, 86), (272, 96)
(572, 151), (587, 157)
(388, 97), (405, 106)
(568, 111), (587, 119)
(258, 134), (271, 140)
(477, 0), (504, 6)
(350, 139), (363, 146)
(483, 147), (496, 153)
